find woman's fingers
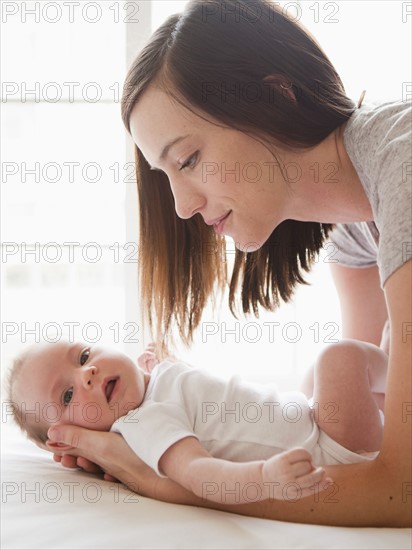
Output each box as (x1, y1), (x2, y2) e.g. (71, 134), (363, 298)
(48, 425), (106, 460)
(103, 473), (120, 482)
(57, 454), (78, 469)
(51, 449), (103, 473)
(47, 424), (132, 481)
(76, 457), (105, 474)
(47, 424), (162, 495)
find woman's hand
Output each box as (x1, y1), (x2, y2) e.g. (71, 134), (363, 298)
(52, 451), (117, 481)
(46, 424), (204, 505)
(47, 427), (142, 486)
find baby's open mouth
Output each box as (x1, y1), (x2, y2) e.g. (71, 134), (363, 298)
(104, 378), (118, 402)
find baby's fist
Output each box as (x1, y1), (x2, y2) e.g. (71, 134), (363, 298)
(137, 345), (159, 373)
(262, 447), (332, 500)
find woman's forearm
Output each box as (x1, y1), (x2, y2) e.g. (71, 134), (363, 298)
(160, 452), (409, 526)
(51, 409), (410, 525)
(122, 454), (409, 526)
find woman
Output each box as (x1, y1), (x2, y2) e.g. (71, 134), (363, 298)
(48, 0), (411, 526)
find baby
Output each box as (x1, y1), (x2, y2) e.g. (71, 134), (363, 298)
(7, 339), (387, 504)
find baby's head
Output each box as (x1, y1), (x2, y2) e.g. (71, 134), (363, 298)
(7, 340), (150, 446)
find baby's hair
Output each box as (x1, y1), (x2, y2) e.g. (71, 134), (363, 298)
(5, 345), (49, 445)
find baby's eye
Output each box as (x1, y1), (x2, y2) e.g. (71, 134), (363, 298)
(80, 349), (90, 366)
(63, 387), (73, 406)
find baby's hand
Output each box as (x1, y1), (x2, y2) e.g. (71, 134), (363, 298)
(261, 447), (333, 500)
(137, 343), (159, 373)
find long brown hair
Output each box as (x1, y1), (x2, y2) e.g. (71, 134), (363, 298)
(121, 0), (356, 349)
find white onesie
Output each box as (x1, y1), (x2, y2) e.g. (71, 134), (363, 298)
(111, 361), (379, 476)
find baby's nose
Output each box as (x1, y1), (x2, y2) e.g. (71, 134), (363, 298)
(80, 365), (97, 388)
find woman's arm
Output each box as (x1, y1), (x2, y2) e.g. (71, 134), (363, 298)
(47, 429), (214, 506)
(159, 437), (330, 504)
(284, 259), (411, 526)
(284, 260), (410, 526)
(329, 264), (389, 348)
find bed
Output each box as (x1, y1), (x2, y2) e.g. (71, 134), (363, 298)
(2, 420), (411, 550)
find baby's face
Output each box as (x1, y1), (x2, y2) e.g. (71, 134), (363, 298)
(14, 341), (150, 434)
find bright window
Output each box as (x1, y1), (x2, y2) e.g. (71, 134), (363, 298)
(1, 1), (410, 390)
(1, 2), (133, 371)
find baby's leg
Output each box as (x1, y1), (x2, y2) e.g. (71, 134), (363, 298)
(312, 340), (388, 453)
(300, 362), (315, 399)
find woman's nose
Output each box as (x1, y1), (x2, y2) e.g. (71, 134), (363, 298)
(79, 365), (97, 389)
(169, 178), (205, 220)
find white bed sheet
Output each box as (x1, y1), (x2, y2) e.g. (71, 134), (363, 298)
(2, 421), (411, 550)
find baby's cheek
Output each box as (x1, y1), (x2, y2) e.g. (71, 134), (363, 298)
(64, 404), (84, 427)
(67, 403), (100, 429)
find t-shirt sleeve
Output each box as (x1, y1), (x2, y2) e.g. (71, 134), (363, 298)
(329, 223), (378, 268)
(111, 402), (198, 477)
(373, 106), (412, 284)
(331, 101), (412, 286)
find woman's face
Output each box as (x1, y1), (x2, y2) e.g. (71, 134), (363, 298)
(129, 86), (289, 252)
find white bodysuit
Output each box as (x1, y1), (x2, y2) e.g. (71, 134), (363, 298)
(111, 361), (379, 477)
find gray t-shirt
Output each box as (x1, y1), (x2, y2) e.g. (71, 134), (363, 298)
(330, 100), (412, 286)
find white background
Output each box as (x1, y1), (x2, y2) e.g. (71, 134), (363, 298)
(1, 1), (410, 392)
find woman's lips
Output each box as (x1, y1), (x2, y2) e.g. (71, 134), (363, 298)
(213, 211), (231, 234)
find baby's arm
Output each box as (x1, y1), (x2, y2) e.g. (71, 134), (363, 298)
(159, 437), (331, 504)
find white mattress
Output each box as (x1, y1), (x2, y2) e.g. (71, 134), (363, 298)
(1, 421), (411, 550)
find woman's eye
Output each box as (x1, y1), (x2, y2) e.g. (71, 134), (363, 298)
(63, 387), (73, 406)
(179, 152), (198, 171)
(80, 350), (90, 366)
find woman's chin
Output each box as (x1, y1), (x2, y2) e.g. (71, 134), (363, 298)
(233, 239), (264, 254)
(234, 226), (279, 253)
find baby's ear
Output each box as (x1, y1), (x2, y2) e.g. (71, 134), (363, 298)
(45, 440), (73, 453)
(32, 437), (73, 454)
